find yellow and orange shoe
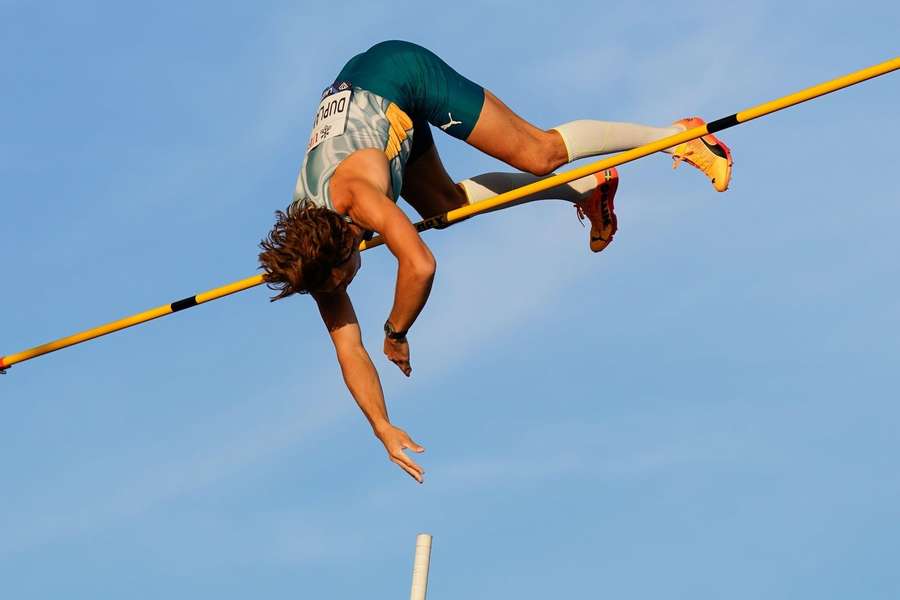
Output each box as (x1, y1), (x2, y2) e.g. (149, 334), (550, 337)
(670, 117), (733, 192)
(575, 168), (619, 253)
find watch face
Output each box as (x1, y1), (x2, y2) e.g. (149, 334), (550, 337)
(384, 320), (405, 340)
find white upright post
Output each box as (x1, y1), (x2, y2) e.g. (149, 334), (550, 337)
(409, 533), (433, 600)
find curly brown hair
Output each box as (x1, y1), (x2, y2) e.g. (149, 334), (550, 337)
(258, 202), (357, 300)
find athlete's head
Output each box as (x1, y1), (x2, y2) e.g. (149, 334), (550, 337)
(259, 202), (361, 299)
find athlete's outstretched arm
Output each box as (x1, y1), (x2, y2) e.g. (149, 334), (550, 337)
(312, 289), (425, 482)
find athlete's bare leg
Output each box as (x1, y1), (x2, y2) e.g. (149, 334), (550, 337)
(401, 127), (608, 217)
(465, 90), (569, 176)
(465, 90), (732, 192)
(400, 143), (468, 219)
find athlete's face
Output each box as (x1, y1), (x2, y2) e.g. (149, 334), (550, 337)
(317, 249), (361, 293)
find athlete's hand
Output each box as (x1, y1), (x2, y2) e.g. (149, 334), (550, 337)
(375, 424), (425, 483)
(384, 336), (412, 376)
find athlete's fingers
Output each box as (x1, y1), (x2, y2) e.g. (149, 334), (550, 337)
(392, 358), (412, 377)
(392, 458), (420, 481)
(384, 338), (412, 376)
(403, 439), (425, 453)
(391, 446), (424, 475)
(394, 452), (424, 477)
(391, 455), (424, 483)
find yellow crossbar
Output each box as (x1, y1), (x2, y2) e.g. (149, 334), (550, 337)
(2, 57), (898, 373)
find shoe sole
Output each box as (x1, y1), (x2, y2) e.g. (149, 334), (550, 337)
(589, 168), (619, 253)
(674, 117), (734, 192)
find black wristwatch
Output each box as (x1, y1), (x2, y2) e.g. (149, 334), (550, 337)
(384, 320), (408, 342)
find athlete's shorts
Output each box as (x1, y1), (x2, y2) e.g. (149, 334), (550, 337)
(294, 40), (485, 215)
(337, 40), (486, 142)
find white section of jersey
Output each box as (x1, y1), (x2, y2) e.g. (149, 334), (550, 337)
(294, 88), (413, 215)
(307, 89), (353, 151)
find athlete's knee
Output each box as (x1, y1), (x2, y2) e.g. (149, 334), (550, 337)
(449, 182), (470, 208)
(519, 134), (566, 176)
(411, 248), (437, 280)
(523, 157), (557, 177)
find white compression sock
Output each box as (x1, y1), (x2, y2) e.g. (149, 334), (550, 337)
(552, 120), (682, 161)
(458, 171), (599, 211)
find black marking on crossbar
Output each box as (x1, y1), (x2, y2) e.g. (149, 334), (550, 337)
(708, 114), (739, 133)
(417, 214), (451, 232)
(171, 296), (199, 312)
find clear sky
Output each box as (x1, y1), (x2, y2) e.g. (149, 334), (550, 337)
(2, 1), (899, 598)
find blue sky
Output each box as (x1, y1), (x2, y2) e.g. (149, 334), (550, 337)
(2, 1), (899, 598)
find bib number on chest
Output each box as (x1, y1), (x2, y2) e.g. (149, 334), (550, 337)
(307, 82), (353, 151)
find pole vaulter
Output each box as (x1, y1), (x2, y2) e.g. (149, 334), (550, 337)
(2, 57), (898, 375)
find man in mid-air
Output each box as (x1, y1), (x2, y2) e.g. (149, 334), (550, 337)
(259, 40), (733, 482)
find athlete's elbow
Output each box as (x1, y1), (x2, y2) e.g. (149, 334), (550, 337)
(409, 252), (436, 282)
(334, 338), (367, 365)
